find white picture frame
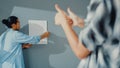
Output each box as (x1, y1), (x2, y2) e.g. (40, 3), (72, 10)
(28, 20), (47, 44)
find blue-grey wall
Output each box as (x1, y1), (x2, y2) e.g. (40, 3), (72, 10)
(0, 0), (89, 68)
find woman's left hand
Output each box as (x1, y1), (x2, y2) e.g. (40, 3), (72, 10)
(67, 8), (84, 28)
(22, 43), (32, 49)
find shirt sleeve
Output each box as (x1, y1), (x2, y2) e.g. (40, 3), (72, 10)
(84, 0), (104, 25)
(79, 25), (96, 51)
(79, 0), (106, 51)
(14, 31), (40, 44)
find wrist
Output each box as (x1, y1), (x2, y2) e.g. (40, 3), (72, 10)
(40, 34), (45, 39)
(61, 22), (72, 27)
(78, 18), (85, 28)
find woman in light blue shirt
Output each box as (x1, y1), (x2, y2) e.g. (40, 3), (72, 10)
(0, 16), (50, 68)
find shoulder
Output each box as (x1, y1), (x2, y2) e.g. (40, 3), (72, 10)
(8, 29), (25, 37)
(14, 30), (25, 36)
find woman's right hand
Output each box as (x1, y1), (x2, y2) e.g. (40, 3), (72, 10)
(41, 32), (50, 39)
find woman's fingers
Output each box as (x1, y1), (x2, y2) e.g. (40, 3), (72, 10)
(55, 4), (63, 13)
(22, 43), (32, 49)
(55, 4), (73, 25)
(67, 8), (73, 16)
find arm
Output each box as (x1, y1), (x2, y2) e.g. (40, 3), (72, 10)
(22, 32), (50, 49)
(55, 4), (90, 59)
(14, 31), (50, 44)
(61, 21), (90, 59)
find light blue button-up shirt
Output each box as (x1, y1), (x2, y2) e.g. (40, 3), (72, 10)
(0, 29), (40, 68)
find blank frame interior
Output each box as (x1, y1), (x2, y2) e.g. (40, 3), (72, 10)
(28, 20), (47, 44)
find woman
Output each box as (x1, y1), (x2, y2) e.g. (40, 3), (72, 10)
(55, 0), (120, 67)
(0, 16), (50, 68)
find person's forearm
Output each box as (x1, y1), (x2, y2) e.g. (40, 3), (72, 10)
(62, 23), (79, 48)
(61, 23), (90, 59)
